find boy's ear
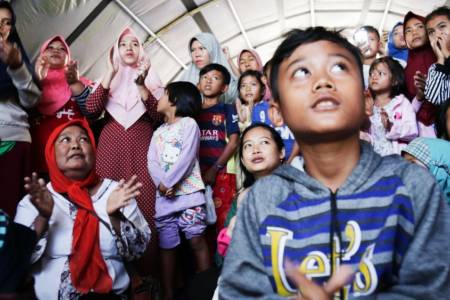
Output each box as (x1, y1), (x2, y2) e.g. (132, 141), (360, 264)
(280, 147), (286, 162)
(268, 100), (285, 127)
(221, 84), (229, 93)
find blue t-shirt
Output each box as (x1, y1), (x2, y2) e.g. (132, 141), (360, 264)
(197, 102), (239, 170)
(251, 101), (296, 159)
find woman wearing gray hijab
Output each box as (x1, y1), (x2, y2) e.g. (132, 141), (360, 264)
(182, 32), (238, 104)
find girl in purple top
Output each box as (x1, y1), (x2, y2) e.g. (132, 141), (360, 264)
(147, 81), (210, 300)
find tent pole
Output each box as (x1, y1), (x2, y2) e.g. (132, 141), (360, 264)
(226, 0), (253, 49)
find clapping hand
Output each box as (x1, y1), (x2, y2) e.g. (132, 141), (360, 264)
(35, 54), (49, 81)
(24, 173), (54, 219)
(0, 37), (22, 69)
(380, 109), (392, 131)
(65, 60), (80, 85)
(135, 59), (150, 86)
(107, 175), (142, 215)
(285, 260), (354, 300)
(413, 71), (427, 101)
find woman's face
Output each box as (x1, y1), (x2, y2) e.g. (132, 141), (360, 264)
(0, 8), (12, 40)
(55, 125), (95, 180)
(241, 126), (284, 179)
(118, 34), (140, 66)
(44, 40), (68, 68)
(405, 17), (428, 49)
(190, 40), (210, 69)
(392, 25), (407, 48)
(239, 51), (259, 73)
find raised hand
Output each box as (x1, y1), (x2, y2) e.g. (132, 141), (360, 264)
(135, 59), (150, 86)
(107, 175), (142, 215)
(24, 173), (54, 219)
(222, 46), (231, 60)
(413, 71), (427, 101)
(0, 38), (22, 69)
(35, 54), (49, 81)
(65, 60), (80, 85)
(285, 260), (354, 300)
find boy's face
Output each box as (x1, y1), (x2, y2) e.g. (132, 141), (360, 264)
(364, 32), (381, 59)
(405, 17), (428, 49)
(198, 70), (228, 98)
(426, 15), (450, 52)
(276, 40), (366, 142)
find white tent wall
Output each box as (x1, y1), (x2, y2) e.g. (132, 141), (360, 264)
(10, 0), (449, 85)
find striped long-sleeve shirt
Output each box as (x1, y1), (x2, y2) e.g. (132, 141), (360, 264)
(425, 59), (450, 105)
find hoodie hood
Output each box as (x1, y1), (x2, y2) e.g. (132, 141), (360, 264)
(272, 141), (382, 195)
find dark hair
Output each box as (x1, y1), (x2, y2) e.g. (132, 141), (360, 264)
(238, 70), (265, 104)
(369, 56), (406, 98)
(436, 98), (450, 140)
(165, 81), (202, 118)
(425, 6), (450, 26)
(239, 123), (284, 188)
(361, 25), (381, 40)
(270, 27), (364, 102)
(199, 63), (231, 85)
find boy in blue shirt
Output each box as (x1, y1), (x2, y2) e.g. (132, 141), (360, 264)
(220, 27), (450, 299)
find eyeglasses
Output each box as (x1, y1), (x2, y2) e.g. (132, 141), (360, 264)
(0, 18), (12, 26)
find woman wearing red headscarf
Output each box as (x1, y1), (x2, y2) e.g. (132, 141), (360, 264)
(14, 119), (151, 300)
(30, 35), (93, 176)
(403, 11), (438, 137)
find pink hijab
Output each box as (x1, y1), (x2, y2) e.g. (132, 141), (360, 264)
(238, 49), (272, 100)
(38, 35), (91, 115)
(105, 28), (164, 129)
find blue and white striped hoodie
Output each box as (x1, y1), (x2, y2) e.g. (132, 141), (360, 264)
(220, 142), (450, 299)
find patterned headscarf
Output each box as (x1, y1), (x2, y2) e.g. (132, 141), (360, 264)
(402, 137), (450, 203)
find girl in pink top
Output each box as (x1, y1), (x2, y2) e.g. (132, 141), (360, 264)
(368, 56), (418, 155)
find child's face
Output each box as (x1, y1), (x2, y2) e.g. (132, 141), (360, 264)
(276, 40), (365, 141)
(393, 25), (407, 49)
(364, 32), (380, 59)
(191, 40), (210, 69)
(156, 90), (174, 115)
(241, 126), (284, 179)
(198, 70), (227, 98)
(405, 18), (428, 49)
(369, 62), (392, 94)
(403, 153), (427, 168)
(426, 15), (450, 52)
(44, 40), (68, 68)
(239, 75), (263, 103)
(239, 51), (259, 73)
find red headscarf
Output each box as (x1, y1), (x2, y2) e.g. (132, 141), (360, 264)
(403, 11), (437, 99)
(45, 119), (112, 294)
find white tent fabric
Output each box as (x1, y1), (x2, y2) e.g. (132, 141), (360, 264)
(12, 0), (449, 84)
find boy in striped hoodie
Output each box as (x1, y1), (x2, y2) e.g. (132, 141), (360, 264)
(219, 27), (450, 300)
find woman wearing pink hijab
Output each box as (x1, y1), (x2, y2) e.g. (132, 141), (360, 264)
(86, 28), (164, 277)
(224, 47), (272, 100)
(30, 35), (92, 175)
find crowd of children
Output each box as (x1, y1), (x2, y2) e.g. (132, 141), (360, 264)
(1, 1), (450, 299)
